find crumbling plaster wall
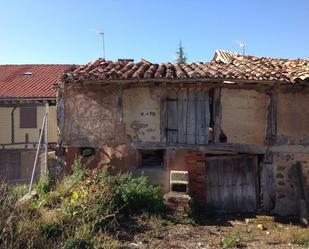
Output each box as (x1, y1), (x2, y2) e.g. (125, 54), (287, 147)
(63, 86), (127, 147)
(123, 87), (161, 142)
(277, 92), (309, 145)
(221, 88), (270, 145)
(272, 152), (309, 215)
(62, 86), (162, 172)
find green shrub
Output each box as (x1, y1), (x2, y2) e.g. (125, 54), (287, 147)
(11, 184), (28, 198)
(37, 222), (62, 238)
(116, 174), (165, 215)
(36, 177), (52, 197)
(221, 235), (241, 248)
(67, 157), (86, 185)
(290, 233), (309, 247)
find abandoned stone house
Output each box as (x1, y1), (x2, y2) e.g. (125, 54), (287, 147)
(58, 50), (309, 215)
(0, 64), (71, 183)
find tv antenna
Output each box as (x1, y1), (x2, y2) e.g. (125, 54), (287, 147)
(91, 29), (106, 59)
(235, 40), (245, 55)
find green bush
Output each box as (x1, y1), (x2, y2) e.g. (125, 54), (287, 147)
(290, 233), (309, 247)
(67, 156), (86, 185)
(36, 177), (52, 197)
(221, 235), (241, 248)
(115, 174), (165, 215)
(11, 184), (28, 198)
(37, 222), (62, 238)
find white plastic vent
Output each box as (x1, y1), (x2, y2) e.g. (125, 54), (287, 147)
(170, 170), (189, 193)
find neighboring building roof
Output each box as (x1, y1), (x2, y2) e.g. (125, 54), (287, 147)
(212, 49), (238, 63)
(0, 64), (71, 98)
(62, 51), (309, 84)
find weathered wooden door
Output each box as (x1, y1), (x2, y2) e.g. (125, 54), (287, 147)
(206, 155), (258, 212)
(166, 88), (210, 144)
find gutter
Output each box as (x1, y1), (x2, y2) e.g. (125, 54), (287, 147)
(0, 96), (56, 102)
(11, 106), (17, 144)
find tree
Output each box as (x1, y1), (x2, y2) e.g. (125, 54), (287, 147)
(176, 41), (187, 64)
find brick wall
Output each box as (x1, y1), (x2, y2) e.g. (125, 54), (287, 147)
(166, 149), (206, 201)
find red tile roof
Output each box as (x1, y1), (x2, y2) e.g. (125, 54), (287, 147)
(61, 51), (309, 84)
(0, 64), (71, 98)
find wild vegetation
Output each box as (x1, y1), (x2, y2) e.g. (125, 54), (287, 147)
(0, 158), (165, 249)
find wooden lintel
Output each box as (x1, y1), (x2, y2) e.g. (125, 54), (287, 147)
(132, 142), (266, 154)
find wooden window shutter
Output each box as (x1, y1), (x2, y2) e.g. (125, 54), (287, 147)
(166, 88), (210, 145)
(20, 106), (37, 128)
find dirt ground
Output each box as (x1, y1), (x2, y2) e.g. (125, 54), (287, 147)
(123, 215), (309, 249)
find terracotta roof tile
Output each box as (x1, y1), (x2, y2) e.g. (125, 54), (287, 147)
(62, 51), (309, 84)
(0, 64), (72, 98)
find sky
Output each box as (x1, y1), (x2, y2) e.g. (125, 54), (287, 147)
(0, 0), (308, 64)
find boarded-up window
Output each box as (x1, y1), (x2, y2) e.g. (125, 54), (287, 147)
(140, 150), (164, 168)
(20, 107), (37, 128)
(166, 88), (210, 145)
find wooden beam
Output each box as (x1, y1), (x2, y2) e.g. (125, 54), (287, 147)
(132, 142), (266, 154)
(213, 87), (222, 143)
(160, 84), (167, 143)
(266, 91), (277, 145)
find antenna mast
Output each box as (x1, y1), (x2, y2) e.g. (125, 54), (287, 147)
(236, 40), (245, 55)
(239, 40), (245, 55)
(99, 32), (105, 60)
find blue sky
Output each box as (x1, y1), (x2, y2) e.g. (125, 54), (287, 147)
(0, 0), (308, 64)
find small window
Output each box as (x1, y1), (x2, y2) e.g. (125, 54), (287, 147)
(140, 150), (164, 168)
(20, 71), (33, 76)
(20, 107), (37, 128)
(80, 147), (96, 157)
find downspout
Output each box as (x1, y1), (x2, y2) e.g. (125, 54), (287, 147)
(11, 106), (17, 144)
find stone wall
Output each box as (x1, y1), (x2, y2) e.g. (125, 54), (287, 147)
(272, 152), (309, 215)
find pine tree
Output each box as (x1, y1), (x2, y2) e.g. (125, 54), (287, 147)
(176, 41), (187, 64)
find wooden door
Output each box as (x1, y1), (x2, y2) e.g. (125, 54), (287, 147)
(206, 155), (258, 212)
(166, 88), (210, 144)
